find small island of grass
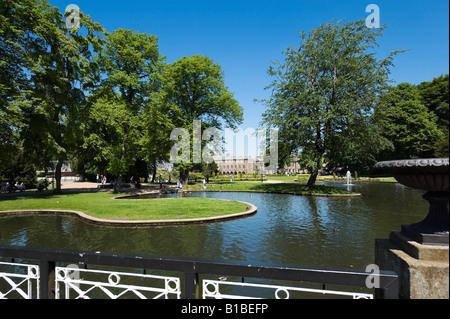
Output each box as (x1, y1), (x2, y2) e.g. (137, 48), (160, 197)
(0, 181), (359, 227)
(0, 192), (255, 226)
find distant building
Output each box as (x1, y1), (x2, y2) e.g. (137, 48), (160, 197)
(280, 155), (303, 174)
(212, 155), (277, 175)
(156, 161), (174, 172)
(157, 154), (304, 175)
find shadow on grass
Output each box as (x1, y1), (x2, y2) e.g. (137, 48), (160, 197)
(0, 191), (85, 202)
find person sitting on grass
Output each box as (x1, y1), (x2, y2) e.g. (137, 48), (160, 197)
(6, 182), (15, 193)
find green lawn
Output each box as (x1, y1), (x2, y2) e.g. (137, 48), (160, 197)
(372, 177), (397, 182)
(264, 174), (397, 183)
(0, 192), (250, 221)
(186, 181), (354, 195)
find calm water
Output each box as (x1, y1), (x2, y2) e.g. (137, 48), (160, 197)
(0, 182), (428, 269)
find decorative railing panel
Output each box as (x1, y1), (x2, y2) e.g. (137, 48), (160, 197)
(0, 261), (40, 299)
(55, 266), (181, 299)
(202, 279), (373, 299)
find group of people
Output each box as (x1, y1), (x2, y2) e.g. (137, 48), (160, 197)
(130, 176), (142, 189)
(174, 178), (207, 190)
(1, 181), (26, 193)
(173, 178), (208, 190)
(96, 174), (108, 185)
(91, 174), (211, 191)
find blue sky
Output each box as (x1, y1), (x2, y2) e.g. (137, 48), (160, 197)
(51, 0), (449, 138)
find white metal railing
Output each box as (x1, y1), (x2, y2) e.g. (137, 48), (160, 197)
(0, 262), (40, 299)
(1, 261), (373, 300)
(1, 247), (399, 299)
(55, 266), (181, 299)
(202, 279), (373, 299)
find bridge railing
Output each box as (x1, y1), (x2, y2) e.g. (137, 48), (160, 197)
(0, 245), (399, 299)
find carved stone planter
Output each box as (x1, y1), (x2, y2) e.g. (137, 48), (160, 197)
(375, 158), (449, 245)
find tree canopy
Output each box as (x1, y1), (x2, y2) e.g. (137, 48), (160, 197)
(1, 0), (242, 190)
(418, 74), (449, 157)
(374, 83), (443, 160)
(156, 55), (243, 182)
(1, 0), (106, 192)
(1, 2), (447, 189)
(83, 29), (165, 190)
(261, 19), (405, 187)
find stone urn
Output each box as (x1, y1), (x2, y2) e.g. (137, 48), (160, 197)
(374, 158), (449, 245)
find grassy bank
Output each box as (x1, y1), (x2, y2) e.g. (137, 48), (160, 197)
(186, 181), (355, 195)
(262, 174), (397, 183)
(0, 192), (250, 221)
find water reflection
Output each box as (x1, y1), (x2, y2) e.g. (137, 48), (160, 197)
(0, 183), (428, 269)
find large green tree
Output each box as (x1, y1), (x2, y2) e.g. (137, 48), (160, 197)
(157, 55), (243, 183)
(1, 0), (106, 192)
(326, 116), (392, 172)
(374, 83), (443, 160)
(141, 97), (176, 182)
(1, 0), (42, 173)
(0, 0), (36, 110)
(261, 19), (403, 187)
(85, 29), (166, 190)
(418, 74), (449, 157)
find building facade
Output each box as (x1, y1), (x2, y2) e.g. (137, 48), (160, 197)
(212, 155), (277, 175)
(280, 155), (303, 174)
(157, 155), (303, 176)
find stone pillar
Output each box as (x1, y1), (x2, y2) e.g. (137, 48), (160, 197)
(376, 231), (449, 299)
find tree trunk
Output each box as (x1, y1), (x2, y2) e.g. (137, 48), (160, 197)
(306, 155), (322, 189)
(306, 170), (318, 189)
(151, 162), (157, 183)
(181, 169), (189, 185)
(114, 175), (122, 194)
(54, 154), (64, 193)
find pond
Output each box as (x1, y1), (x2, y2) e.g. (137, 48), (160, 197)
(0, 182), (428, 270)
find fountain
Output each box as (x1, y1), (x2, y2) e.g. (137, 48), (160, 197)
(346, 171), (352, 186)
(374, 158), (449, 299)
